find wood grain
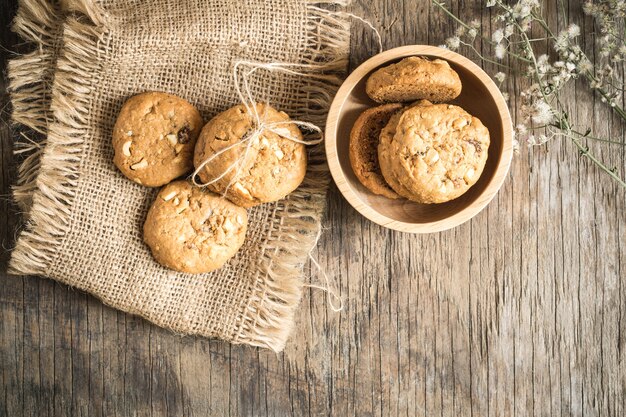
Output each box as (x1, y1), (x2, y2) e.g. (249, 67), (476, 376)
(1, 0), (625, 416)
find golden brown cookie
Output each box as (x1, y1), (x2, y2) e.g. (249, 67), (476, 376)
(378, 104), (490, 204)
(365, 56), (462, 103)
(349, 103), (403, 199)
(113, 92), (203, 187)
(143, 180), (247, 273)
(193, 103), (307, 208)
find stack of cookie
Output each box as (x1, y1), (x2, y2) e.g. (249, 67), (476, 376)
(112, 93), (306, 273)
(350, 56), (490, 204)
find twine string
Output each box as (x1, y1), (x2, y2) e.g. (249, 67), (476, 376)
(191, 60), (324, 189)
(192, 58), (349, 312)
(304, 227), (344, 312)
(308, 6), (383, 54)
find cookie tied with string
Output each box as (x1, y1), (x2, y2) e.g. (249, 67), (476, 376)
(193, 103), (307, 208)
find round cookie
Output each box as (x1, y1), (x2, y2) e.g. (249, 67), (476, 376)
(378, 103), (490, 204)
(113, 92), (203, 187)
(143, 180), (247, 274)
(376, 99), (434, 199)
(366, 56), (462, 103)
(349, 103), (403, 199)
(194, 103), (307, 208)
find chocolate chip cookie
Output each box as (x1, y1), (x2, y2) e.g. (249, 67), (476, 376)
(378, 103), (490, 204)
(193, 103), (307, 208)
(113, 92), (203, 187)
(143, 180), (248, 273)
(366, 56), (462, 103)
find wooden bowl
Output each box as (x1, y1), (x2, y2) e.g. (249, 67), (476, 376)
(325, 45), (513, 233)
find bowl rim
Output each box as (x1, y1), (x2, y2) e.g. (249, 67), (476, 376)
(324, 45), (514, 233)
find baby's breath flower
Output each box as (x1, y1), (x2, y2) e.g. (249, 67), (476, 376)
(536, 54), (551, 75)
(530, 99), (554, 125)
(494, 72), (506, 83)
(512, 3), (532, 20)
(554, 32), (569, 52)
(504, 24), (514, 37)
(492, 29), (504, 44)
(495, 43), (506, 59)
(577, 59), (593, 73)
(590, 79), (603, 89)
(567, 24), (580, 38)
(445, 36), (461, 50)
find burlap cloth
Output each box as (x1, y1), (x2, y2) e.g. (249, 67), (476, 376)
(8, 0), (349, 351)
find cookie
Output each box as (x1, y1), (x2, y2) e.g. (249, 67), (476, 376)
(194, 103), (307, 208)
(349, 103), (403, 199)
(375, 100), (433, 200)
(366, 56), (462, 103)
(378, 104), (490, 204)
(143, 180), (247, 273)
(113, 92), (204, 187)
(349, 100), (434, 199)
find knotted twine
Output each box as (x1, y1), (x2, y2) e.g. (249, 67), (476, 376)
(192, 60), (344, 312)
(190, 13), (383, 313)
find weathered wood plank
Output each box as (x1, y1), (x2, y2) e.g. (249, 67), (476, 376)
(1, 0), (625, 416)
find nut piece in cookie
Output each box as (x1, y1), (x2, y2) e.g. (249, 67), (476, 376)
(378, 103), (489, 204)
(143, 180), (248, 273)
(112, 92), (204, 187)
(193, 103), (307, 208)
(366, 56), (462, 103)
(349, 103), (403, 199)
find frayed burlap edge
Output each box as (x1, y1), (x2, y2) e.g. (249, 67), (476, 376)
(8, 0), (349, 352)
(9, 0), (109, 274)
(7, 0), (65, 212)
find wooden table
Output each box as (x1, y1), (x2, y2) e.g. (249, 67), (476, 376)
(2, 1), (625, 416)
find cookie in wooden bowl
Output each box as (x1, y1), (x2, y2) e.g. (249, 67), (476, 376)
(349, 103), (403, 199)
(365, 56), (462, 103)
(378, 103), (490, 204)
(349, 100), (434, 199)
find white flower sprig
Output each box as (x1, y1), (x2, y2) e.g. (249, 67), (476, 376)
(433, 0), (626, 188)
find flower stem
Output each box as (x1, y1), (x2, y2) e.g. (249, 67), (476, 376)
(570, 137), (626, 187)
(459, 40), (510, 68)
(569, 129), (626, 146)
